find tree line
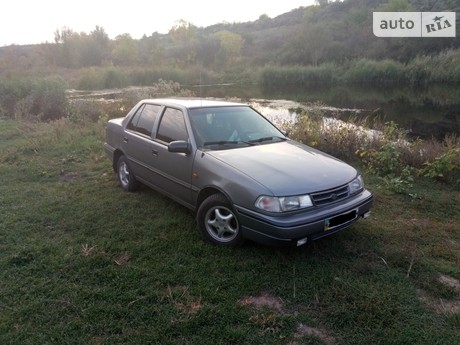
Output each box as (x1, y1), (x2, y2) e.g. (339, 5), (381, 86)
(0, 0), (459, 83)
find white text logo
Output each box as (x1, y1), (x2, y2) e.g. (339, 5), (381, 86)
(373, 12), (456, 37)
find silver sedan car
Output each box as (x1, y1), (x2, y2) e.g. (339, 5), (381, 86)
(104, 99), (373, 247)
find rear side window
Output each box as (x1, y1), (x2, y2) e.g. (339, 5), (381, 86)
(156, 107), (188, 143)
(127, 104), (161, 136)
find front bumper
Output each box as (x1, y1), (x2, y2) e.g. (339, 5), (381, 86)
(235, 190), (373, 246)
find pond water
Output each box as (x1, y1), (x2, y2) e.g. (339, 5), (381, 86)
(192, 83), (460, 140)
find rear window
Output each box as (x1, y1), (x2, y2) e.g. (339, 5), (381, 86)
(127, 104), (161, 136)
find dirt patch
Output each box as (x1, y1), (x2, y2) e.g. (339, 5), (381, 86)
(239, 293), (335, 343)
(438, 300), (460, 314)
(438, 275), (460, 292)
(59, 170), (78, 181)
(295, 323), (336, 345)
(238, 292), (285, 314)
(417, 289), (460, 314)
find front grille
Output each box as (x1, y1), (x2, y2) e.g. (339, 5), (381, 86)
(311, 185), (349, 206)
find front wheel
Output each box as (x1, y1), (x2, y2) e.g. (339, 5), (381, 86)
(117, 155), (137, 192)
(197, 194), (244, 247)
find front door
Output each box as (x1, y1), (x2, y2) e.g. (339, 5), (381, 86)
(149, 107), (195, 207)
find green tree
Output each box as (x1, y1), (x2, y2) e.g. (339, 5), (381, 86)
(88, 26), (110, 65)
(53, 26), (109, 67)
(168, 20), (198, 66)
(112, 34), (139, 65)
(284, 22), (332, 65)
(196, 35), (220, 67)
(214, 31), (244, 66)
(169, 19), (197, 43)
(138, 33), (165, 65)
(54, 27), (79, 67)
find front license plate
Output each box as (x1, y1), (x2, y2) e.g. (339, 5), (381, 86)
(324, 210), (357, 231)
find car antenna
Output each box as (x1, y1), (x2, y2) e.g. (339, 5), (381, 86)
(199, 71), (203, 106)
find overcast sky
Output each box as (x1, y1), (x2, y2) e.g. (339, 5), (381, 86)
(1, 1), (316, 46)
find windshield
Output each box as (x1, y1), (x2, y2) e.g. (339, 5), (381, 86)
(189, 106), (286, 149)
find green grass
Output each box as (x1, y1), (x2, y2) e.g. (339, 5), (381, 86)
(0, 118), (459, 344)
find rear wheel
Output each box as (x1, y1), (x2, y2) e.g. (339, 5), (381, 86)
(197, 194), (244, 247)
(117, 156), (137, 192)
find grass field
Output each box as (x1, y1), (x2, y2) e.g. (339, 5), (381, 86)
(0, 118), (459, 344)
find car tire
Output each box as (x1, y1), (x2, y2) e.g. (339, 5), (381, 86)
(117, 155), (137, 192)
(197, 193), (244, 247)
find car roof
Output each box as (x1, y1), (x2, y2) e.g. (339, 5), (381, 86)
(142, 98), (247, 109)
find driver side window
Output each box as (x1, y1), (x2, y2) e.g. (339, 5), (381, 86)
(156, 107), (189, 143)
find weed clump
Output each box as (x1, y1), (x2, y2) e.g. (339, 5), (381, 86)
(285, 109), (460, 193)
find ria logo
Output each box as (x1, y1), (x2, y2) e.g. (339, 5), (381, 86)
(373, 12), (456, 37)
(423, 13), (455, 36)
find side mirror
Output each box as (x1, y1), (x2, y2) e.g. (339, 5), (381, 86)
(168, 140), (191, 154)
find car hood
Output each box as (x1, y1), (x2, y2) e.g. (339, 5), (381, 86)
(206, 141), (357, 196)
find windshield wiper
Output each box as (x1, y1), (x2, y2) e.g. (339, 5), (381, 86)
(248, 136), (287, 143)
(203, 140), (254, 147)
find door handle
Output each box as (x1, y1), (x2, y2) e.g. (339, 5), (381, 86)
(123, 137), (129, 143)
(152, 149), (158, 156)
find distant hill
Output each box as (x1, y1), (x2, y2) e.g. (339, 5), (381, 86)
(1, 0), (459, 78)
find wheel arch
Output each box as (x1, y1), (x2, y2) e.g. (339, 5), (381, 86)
(112, 149), (125, 172)
(196, 187), (233, 213)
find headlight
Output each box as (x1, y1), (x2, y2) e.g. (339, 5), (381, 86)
(255, 194), (313, 213)
(349, 175), (364, 194)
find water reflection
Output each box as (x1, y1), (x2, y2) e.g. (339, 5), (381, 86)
(194, 84), (460, 140)
(248, 99), (299, 124)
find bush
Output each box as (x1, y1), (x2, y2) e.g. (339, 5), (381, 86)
(285, 108), (460, 190)
(286, 107), (383, 162)
(77, 68), (128, 90)
(407, 49), (460, 85)
(0, 77), (69, 121)
(260, 49), (460, 87)
(341, 59), (407, 85)
(422, 147), (460, 183)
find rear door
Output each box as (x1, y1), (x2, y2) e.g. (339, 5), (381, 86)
(122, 103), (161, 181)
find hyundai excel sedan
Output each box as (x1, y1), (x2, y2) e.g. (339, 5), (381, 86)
(104, 99), (373, 247)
